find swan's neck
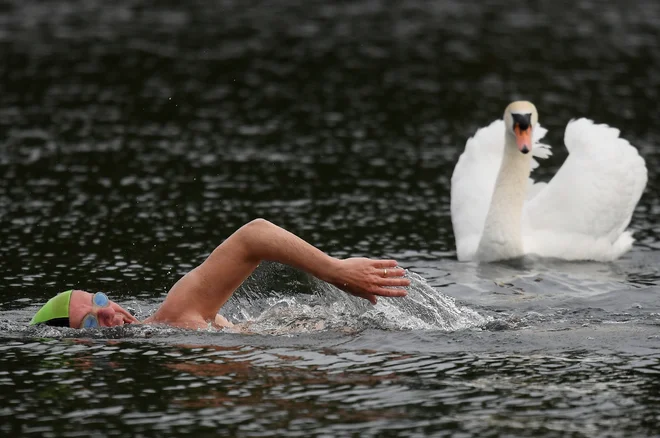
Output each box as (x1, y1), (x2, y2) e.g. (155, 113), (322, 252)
(476, 135), (532, 261)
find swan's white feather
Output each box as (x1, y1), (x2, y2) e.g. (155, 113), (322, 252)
(451, 116), (646, 262)
(522, 118), (647, 260)
(450, 120), (550, 261)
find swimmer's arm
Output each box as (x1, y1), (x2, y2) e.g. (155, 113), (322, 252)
(216, 219), (409, 303)
(152, 219), (410, 325)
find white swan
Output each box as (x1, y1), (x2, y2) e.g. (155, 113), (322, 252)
(451, 101), (647, 262)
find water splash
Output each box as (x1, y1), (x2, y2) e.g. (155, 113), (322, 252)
(360, 271), (490, 331)
(229, 270), (489, 334)
(1, 271), (488, 338)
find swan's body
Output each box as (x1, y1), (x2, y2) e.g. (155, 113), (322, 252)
(451, 101), (647, 262)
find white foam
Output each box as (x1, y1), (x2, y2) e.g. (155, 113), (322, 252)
(229, 270), (489, 334)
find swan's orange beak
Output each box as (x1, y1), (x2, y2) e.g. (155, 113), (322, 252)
(514, 125), (532, 154)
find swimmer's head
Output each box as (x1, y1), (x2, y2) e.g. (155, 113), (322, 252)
(30, 290), (73, 327)
(30, 290), (139, 328)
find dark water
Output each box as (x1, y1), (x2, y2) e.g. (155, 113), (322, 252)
(1, 0), (660, 436)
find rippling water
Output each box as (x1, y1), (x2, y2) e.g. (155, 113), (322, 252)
(1, 0), (659, 436)
(3, 340), (660, 437)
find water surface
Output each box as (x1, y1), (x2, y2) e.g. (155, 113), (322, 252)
(1, 0), (659, 436)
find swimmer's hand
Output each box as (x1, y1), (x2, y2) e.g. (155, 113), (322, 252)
(110, 302), (141, 325)
(328, 258), (409, 305)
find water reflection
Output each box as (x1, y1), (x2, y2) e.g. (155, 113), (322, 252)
(2, 339), (660, 436)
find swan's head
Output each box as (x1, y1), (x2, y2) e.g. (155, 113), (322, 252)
(504, 101), (538, 154)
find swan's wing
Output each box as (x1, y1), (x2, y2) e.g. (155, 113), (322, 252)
(451, 120), (550, 261)
(524, 118), (647, 257)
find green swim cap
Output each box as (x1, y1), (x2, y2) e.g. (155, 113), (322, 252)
(30, 290), (73, 327)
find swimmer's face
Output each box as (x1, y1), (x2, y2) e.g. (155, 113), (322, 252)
(68, 290), (140, 329)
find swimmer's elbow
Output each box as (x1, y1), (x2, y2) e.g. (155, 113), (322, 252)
(232, 218), (277, 259)
(238, 218), (276, 240)
(243, 218), (273, 231)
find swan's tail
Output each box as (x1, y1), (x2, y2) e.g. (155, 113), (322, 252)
(611, 231), (635, 260)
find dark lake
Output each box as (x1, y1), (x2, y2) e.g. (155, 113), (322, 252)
(1, 0), (659, 436)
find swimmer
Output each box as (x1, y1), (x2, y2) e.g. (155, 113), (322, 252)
(30, 219), (410, 330)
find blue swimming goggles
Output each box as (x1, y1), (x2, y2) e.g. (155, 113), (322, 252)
(80, 292), (111, 329)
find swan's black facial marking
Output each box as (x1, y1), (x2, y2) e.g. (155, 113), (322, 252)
(512, 113), (532, 131)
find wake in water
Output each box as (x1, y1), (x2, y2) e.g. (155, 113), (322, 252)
(223, 270), (489, 334)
